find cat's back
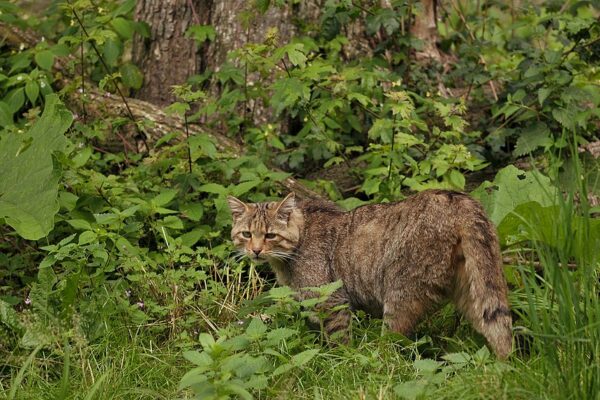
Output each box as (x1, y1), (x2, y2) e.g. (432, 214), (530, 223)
(331, 189), (489, 257)
(297, 198), (345, 227)
(339, 189), (478, 225)
(298, 189), (482, 231)
(399, 189), (489, 228)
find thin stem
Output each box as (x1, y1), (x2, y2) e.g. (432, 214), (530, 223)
(80, 28), (87, 121)
(387, 114), (397, 180)
(187, 0), (200, 25)
(351, 1), (375, 16)
(70, 4), (149, 152)
(184, 108), (193, 174)
(448, 0), (498, 101)
(404, 0), (413, 84)
(282, 59), (360, 181)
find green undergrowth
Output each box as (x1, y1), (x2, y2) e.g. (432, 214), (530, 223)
(2, 0), (600, 399)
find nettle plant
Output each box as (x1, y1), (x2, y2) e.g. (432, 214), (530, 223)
(188, 1), (600, 206)
(0, 4), (63, 126)
(0, 0), (146, 128)
(57, 0), (147, 93)
(439, 1), (600, 157)
(179, 282), (346, 399)
(195, 32), (487, 203)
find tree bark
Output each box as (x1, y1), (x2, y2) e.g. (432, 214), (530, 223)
(132, 0), (210, 105)
(411, 0), (442, 61)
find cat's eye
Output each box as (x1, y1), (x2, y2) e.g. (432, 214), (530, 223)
(265, 233), (276, 240)
(241, 231), (251, 239)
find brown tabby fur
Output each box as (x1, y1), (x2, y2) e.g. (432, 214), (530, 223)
(227, 190), (512, 358)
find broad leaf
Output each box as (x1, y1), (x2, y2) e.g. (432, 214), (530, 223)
(119, 63), (143, 89)
(0, 94), (72, 240)
(514, 122), (552, 156)
(471, 166), (556, 228)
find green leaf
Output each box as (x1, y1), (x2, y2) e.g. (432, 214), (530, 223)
(103, 38), (123, 66)
(198, 183), (227, 195)
(394, 380), (428, 400)
(270, 77), (311, 115)
(361, 178), (380, 196)
(552, 108), (576, 131)
(368, 119), (393, 143)
(119, 63), (143, 89)
(538, 87), (552, 105)
(223, 382), (253, 400)
(285, 43), (307, 67)
(474, 346), (491, 363)
(6, 88), (25, 114)
(268, 286), (296, 300)
(413, 359), (442, 372)
(183, 350), (212, 367)
(152, 189), (178, 207)
(265, 171), (291, 182)
(347, 92), (371, 106)
(164, 102), (189, 117)
(9, 53), (32, 74)
(185, 24), (216, 43)
(189, 133), (217, 159)
(442, 352), (471, 364)
(471, 166), (555, 228)
(25, 81), (39, 104)
(514, 122), (552, 156)
(447, 170), (465, 190)
(0, 101), (14, 126)
(266, 328), (298, 345)
(336, 197), (369, 211)
(180, 203), (203, 221)
(67, 219), (92, 230)
(178, 229), (204, 247)
(290, 348), (319, 366)
(245, 318), (267, 339)
(272, 363), (294, 376)
(0, 94), (72, 240)
(34, 50), (54, 71)
(160, 216), (184, 230)
(231, 181), (260, 197)
(0, 299), (22, 331)
(198, 333), (215, 350)
(178, 368), (209, 390)
(110, 17), (134, 39)
(78, 231), (97, 245)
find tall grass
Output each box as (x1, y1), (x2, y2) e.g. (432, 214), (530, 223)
(517, 149), (600, 399)
(4, 152), (598, 400)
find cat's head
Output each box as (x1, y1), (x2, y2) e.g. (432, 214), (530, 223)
(227, 193), (302, 264)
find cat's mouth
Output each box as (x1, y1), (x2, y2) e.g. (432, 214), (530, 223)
(249, 253), (268, 263)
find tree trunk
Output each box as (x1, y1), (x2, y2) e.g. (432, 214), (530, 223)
(411, 0), (441, 61)
(132, 0), (210, 105)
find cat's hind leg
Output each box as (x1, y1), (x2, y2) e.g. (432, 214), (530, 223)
(382, 292), (432, 338)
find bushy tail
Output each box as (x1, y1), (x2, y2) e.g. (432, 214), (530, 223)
(454, 217), (512, 359)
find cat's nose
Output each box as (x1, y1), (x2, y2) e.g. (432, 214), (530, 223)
(252, 249), (261, 256)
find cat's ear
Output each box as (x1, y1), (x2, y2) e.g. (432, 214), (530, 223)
(275, 192), (296, 220)
(227, 196), (248, 220)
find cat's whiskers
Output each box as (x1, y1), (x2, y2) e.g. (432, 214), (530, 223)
(268, 250), (297, 262)
(230, 250), (247, 263)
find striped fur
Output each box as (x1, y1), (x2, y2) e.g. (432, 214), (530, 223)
(227, 190), (512, 358)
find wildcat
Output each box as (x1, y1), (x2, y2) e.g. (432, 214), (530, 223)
(227, 190), (512, 358)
